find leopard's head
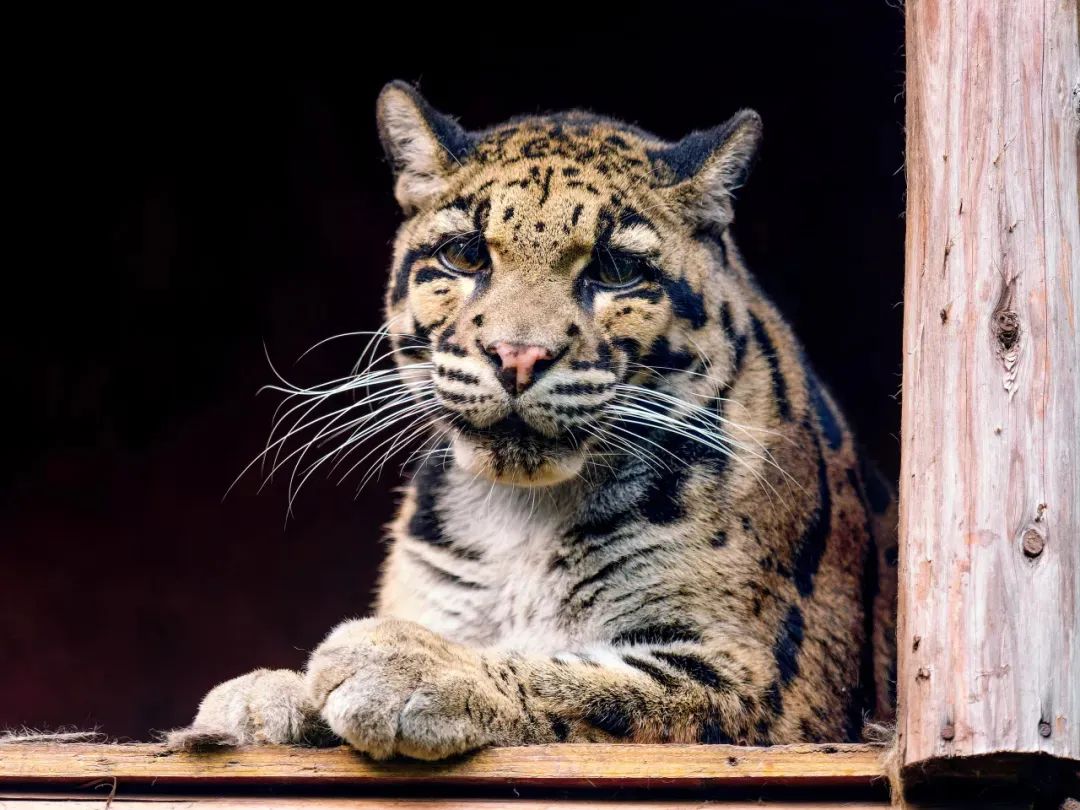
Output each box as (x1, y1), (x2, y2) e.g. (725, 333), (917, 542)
(379, 82), (761, 486)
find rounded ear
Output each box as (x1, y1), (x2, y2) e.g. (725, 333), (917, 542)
(649, 110), (762, 230)
(376, 81), (475, 213)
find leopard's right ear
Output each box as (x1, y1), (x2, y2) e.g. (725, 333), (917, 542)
(376, 81), (474, 214)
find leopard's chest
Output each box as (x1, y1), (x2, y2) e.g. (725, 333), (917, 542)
(431, 485), (585, 653)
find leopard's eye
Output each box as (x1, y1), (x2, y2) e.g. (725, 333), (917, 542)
(436, 236), (489, 275)
(586, 252), (650, 289)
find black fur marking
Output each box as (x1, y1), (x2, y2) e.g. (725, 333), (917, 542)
(793, 443), (832, 597)
(562, 166), (580, 177)
(406, 463), (483, 561)
(611, 336), (641, 361)
(661, 276), (708, 329)
(566, 323), (580, 338)
(437, 390), (493, 405)
(652, 651), (732, 691)
(639, 423), (731, 525)
(699, 713), (735, 744)
(445, 195), (472, 212)
(774, 605), (805, 686)
(502, 206), (515, 222)
(566, 340), (614, 371)
(565, 545), (663, 601)
(391, 247), (431, 304)
(415, 267), (456, 285)
(639, 470), (685, 525)
(436, 366), (480, 385)
(749, 313), (792, 421)
(861, 459), (892, 514)
(640, 336), (696, 373)
(623, 655), (679, 688)
(718, 302), (748, 374)
(472, 313), (484, 327)
(538, 166), (554, 205)
(436, 324), (468, 358)
(472, 198), (492, 233)
(535, 221), (546, 232)
(549, 715), (571, 742)
(567, 504), (636, 544)
(611, 622), (702, 646)
(551, 381), (612, 396)
(698, 229), (729, 265)
(582, 702), (634, 738)
(764, 682), (784, 715)
(808, 374), (843, 450)
(618, 207), (657, 233)
(407, 462), (445, 546)
(406, 549), (486, 589)
(711, 530), (728, 548)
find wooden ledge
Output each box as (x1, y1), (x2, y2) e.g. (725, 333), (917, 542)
(0, 742), (885, 790)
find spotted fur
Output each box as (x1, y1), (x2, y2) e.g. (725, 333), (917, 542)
(167, 82), (897, 758)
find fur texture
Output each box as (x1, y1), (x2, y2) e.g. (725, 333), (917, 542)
(168, 82), (897, 759)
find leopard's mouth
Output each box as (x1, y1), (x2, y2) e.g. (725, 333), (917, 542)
(448, 414), (588, 486)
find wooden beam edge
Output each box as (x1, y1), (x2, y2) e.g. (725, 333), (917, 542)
(0, 743), (886, 789)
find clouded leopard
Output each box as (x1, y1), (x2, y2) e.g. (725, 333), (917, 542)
(167, 81), (898, 759)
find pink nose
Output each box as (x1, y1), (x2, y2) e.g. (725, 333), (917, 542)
(487, 341), (554, 395)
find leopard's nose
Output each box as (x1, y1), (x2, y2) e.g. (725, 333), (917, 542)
(485, 341), (555, 395)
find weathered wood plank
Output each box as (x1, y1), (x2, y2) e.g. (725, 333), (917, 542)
(900, 0), (1080, 770)
(0, 799), (892, 810)
(0, 743), (883, 789)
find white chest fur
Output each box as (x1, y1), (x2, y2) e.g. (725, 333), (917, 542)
(382, 470), (586, 654)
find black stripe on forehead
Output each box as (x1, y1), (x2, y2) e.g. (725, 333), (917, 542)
(472, 198), (492, 232)
(595, 207), (617, 244)
(617, 206), (658, 234)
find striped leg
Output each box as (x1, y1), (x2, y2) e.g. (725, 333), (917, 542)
(304, 618), (771, 759)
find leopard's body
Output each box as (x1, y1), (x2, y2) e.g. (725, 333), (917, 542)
(168, 82), (897, 759)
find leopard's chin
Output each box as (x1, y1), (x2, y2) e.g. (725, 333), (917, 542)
(450, 415), (585, 487)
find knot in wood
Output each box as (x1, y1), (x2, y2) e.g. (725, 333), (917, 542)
(1038, 720), (1052, 738)
(940, 724), (955, 741)
(994, 309), (1020, 350)
(1022, 527), (1045, 558)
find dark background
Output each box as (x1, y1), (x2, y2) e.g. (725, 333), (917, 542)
(2, 3), (905, 739)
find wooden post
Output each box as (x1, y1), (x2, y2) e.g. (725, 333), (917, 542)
(899, 0), (1080, 779)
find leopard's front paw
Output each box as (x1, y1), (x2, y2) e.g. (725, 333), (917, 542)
(305, 618), (526, 760)
(165, 668), (327, 751)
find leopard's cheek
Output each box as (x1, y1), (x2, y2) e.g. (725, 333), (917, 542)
(410, 270), (475, 332)
(595, 286), (672, 363)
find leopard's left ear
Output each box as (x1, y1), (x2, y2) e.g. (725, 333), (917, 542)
(376, 81), (475, 214)
(650, 110), (762, 230)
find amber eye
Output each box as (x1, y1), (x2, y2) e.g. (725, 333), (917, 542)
(436, 236), (489, 275)
(586, 252), (650, 289)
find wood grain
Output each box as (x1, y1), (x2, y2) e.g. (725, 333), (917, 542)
(0, 743), (884, 790)
(0, 799), (891, 810)
(900, 0), (1080, 769)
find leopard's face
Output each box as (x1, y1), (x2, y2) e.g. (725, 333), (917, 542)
(379, 84), (761, 486)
